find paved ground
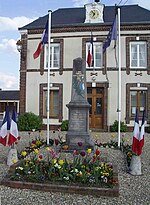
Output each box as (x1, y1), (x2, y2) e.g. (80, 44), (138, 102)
(0, 131), (150, 205)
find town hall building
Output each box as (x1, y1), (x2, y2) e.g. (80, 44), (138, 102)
(17, 0), (150, 131)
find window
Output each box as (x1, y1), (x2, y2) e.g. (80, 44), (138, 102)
(0, 102), (18, 121)
(130, 90), (147, 117)
(86, 42), (103, 68)
(126, 83), (150, 123)
(45, 44), (60, 69)
(130, 42), (147, 68)
(0, 102), (17, 113)
(43, 90), (59, 117)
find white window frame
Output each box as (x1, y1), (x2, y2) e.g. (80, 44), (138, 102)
(130, 41), (147, 69)
(44, 43), (60, 69)
(86, 42), (103, 68)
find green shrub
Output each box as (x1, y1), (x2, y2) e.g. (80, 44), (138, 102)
(111, 120), (127, 132)
(146, 126), (150, 133)
(17, 112), (43, 131)
(61, 120), (69, 131)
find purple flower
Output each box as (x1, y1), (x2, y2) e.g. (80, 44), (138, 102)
(32, 140), (36, 144)
(78, 142), (83, 147)
(80, 151), (86, 157)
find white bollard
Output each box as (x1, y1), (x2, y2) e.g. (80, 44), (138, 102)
(129, 155), (142, 175)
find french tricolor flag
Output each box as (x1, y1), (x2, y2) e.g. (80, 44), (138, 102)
(33, 20), (48, 59)
(87, 33), (94, 67)
(0, 109), (10, 146)
(139, 110), (145, 152)
(8, 110), (18, 146)
(132, 109), (145, 156)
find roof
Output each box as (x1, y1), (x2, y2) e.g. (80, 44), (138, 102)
(20, 4), (150, 30)
(0, 90), (20, 101)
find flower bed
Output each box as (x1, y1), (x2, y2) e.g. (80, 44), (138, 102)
(1, 143), (119, 197)
(1, 163), (119, 197)
(95, 133), (134, 167)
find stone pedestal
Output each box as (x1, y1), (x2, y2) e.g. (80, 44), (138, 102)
(129, 155), (142, 175)
(66, 57), (94, 150)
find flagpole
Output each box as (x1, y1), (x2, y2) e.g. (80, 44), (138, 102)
(117, 7), (121, 147)
(47, 10), (52, 145)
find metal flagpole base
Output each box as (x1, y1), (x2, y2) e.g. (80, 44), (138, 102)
(129, 155), (142, 175)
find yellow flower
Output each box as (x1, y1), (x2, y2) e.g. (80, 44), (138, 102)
(12, 159), (17, 164)
(77, 171), (83, 177)
(29, 161), (34, 165)
(31, 143), (36, 148)
(86, 172), (91, 176)
(40, 131), (43, 136)
(34, 149), (39, 155)
(21, 151), (27, 157)
(36, 140), (42, 146)
(53, 159), (57, 164)
(103, 172), (109, 176)
(46, 147), (50, 151)
(87, 148), (92, 154)
(111, 134), (115, 138)
(58, 159), (64, 166)
(82, 165), (85, 169)
(25, 161), (29, 166)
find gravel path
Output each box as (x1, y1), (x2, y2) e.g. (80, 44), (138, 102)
(0, 131), (150, 205)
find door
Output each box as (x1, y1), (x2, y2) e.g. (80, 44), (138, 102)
(87, 87), (104, 129)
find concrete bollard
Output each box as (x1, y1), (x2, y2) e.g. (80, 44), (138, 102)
(129, 155), (142, 175)
(7, 148), (18, 167)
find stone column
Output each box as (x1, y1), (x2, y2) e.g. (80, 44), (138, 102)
(66, 57), (94, 150)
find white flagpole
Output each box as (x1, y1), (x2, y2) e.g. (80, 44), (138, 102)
(47, 10), (52, 145)
(117, 7), (121, 147)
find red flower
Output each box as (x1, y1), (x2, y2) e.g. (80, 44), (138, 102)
(35, 160), (39, 164)
(54, 139), (59, 146)
(92, 155), (96, 162)
(38, 155), (43, 159)
(97, 156), (100, 160)
(95, 149), (100, 155)
(17, 136), (21, 140)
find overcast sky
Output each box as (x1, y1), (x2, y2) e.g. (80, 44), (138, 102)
(0, 0), (149, 90)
